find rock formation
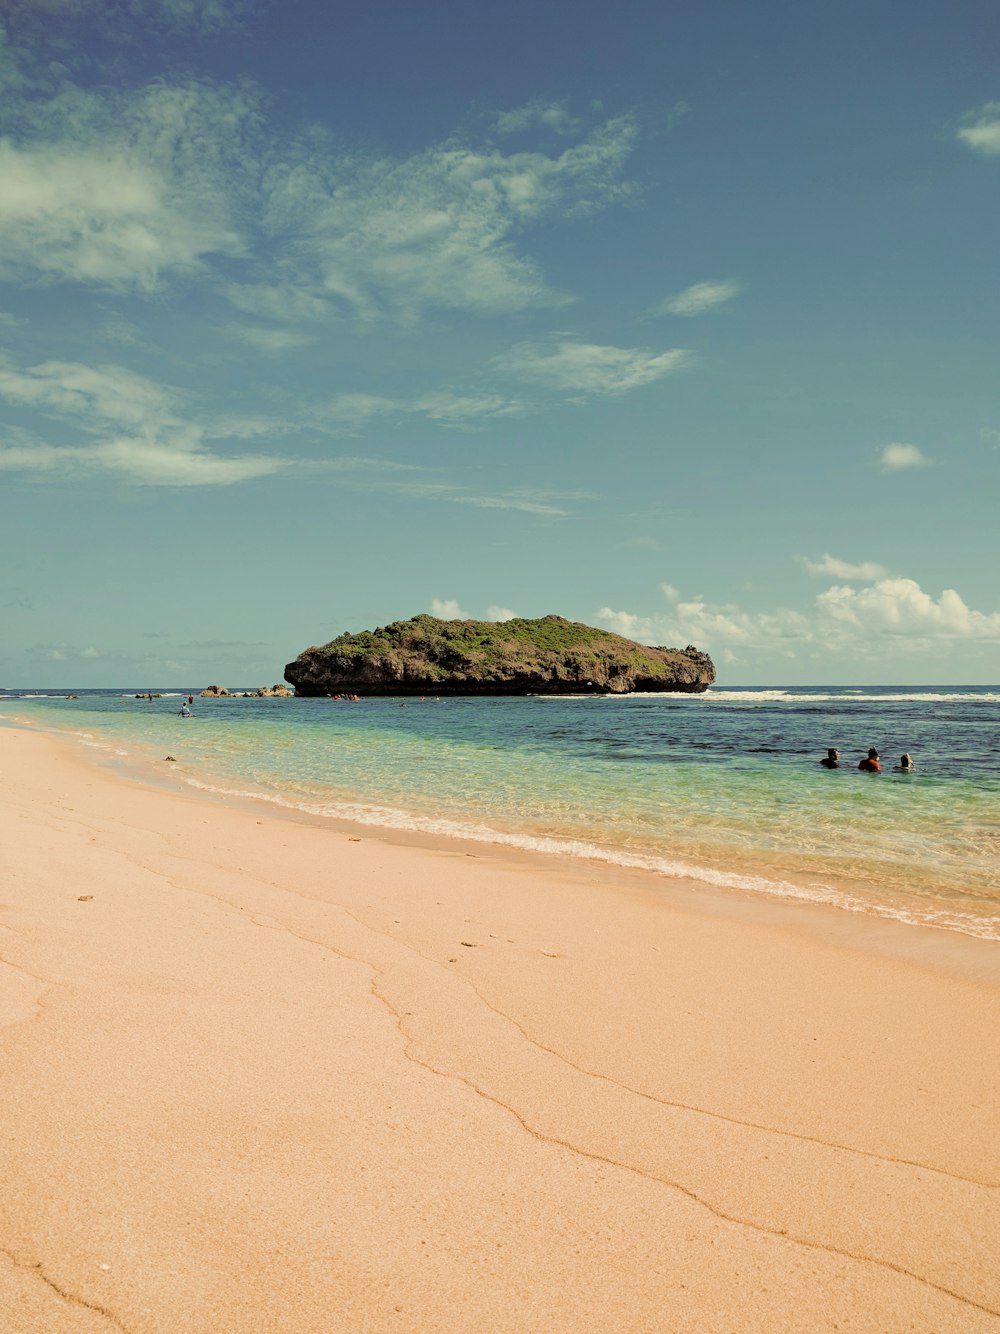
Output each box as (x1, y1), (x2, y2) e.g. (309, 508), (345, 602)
(284, 615), (715, 697)
(200, 683), (292, 698)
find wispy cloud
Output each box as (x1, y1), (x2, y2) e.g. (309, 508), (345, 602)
(0, 355), (288, 485)
(225, 281), (333, 323)
(321, 389), (524, 431)
(383, 479), (574, 515)
(412, 391), (525, 424)
(32, 639), (104, 660)
(654, 279), (741, 317)
(879, 442), (930, 472)
(493, 100), (579, 136)
(262, 113), (638, 321)
(799, 554), (889, 580)
(1, 26), (639, 333)
(231, 324), (315, 353)
(289, 454), (584, 515)
(956, 102), (1000, 156)
(496, 339), (690, 395)
(3, 0), (253, 41)
(0, 80), (251, 291)
(0, 436), (286, 485)
(0, 357), (177, 426)
(487, 605), (517, 621)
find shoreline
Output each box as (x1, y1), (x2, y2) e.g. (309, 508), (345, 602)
(8, 705), (1000, 963)
(2, 723), (999, 1331)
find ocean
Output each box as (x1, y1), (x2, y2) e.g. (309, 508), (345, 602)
(3, 685), (999, 941)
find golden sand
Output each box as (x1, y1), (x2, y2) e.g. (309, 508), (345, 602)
(1, 725), (998, 1332)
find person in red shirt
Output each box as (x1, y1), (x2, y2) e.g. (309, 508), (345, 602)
(858, 748), (881, 772)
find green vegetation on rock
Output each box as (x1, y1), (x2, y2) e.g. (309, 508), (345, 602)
(284, 614), (715, 696)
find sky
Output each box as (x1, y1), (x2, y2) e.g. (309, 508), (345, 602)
(1, 0), (998, 687)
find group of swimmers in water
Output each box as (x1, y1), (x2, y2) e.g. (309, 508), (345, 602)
(820, 748), (913, 773)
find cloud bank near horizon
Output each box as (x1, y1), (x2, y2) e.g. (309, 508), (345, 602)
(597, 558), (1000, 663)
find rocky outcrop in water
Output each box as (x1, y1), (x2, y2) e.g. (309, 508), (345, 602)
(200, 684), (292, 698)
(284, 614), (715, 697)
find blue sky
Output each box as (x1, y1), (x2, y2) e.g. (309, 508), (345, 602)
(1, 0), (998, 687)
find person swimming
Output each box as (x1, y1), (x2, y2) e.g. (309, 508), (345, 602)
(894, 753), (914, 772)
(178, 704), (192, 718)
(819, 748), (840, 768)
(858, 748), (881, 772)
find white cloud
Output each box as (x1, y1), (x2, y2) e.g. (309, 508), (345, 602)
(430, 598), (467, 620)
(0, 355), (288, 485)
(655, 279), (741, 317)
(487, 605), (517, 621)
(598, 600), (812, 649)
(0, 435), (286, 485)
(1, 36), (637, 327)
(980, 428), (1000, 448)
(815, 578), (1000, 640)
(597, 572), (1000, 662)
(496, 339), (690, 395)
(80, 646), (100, 658)
(87, 438), (284, 485)
(799, 554), (889, 581)
(660, 582), (680, 603)
(493, 100), (579, 136)
(262, 113), (638, 320)
(956, 102), (1000, 156)
(0, 80), (251, 291)
(880, 442), (930, 472)
(0, 356), (177, 426)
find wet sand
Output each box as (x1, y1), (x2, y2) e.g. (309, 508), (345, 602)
(1, 724), (999, 1332)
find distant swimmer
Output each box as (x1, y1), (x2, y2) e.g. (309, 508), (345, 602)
(894, 753), (914, 772)
(858, 748), (881, 772)
(819, 748), (841, 768)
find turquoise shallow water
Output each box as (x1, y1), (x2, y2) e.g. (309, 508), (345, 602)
(4, 686), (1000, 940)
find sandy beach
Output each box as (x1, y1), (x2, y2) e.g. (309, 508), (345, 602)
(1, 724), (998, 1333)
